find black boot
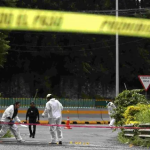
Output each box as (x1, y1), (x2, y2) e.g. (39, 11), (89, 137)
(59, 141), (62, 144)
(29, 125), (32, 138)
(29, 134), (32, 138)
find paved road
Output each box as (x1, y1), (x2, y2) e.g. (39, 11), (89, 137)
(0, 125), (148, 150)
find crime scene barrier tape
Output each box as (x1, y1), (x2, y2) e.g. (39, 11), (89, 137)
(0, 121), (149, 129)
(0, 7), (150, 38)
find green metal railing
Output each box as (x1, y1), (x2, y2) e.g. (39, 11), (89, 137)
(0, 98), (112, 108)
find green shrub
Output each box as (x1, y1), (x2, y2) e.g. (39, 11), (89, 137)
(117, 132), (130, 144)
(113, 89), (148, 126)
(123, 104), (150, 125)
(118, 131), (150, 148)
(123, 105), (141, 125)
(135, 105), (150, 123)
(2, 130), (13, 138)
(0, 126), (13, 138)
(117, 96), (150, 148)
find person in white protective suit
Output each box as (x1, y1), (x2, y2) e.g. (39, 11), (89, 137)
(0, 101), (24, 142)
(106, 102), (116, 127)
(42, 94), (63, 144)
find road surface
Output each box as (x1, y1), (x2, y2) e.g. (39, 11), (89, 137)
(0, 124), (148, 150)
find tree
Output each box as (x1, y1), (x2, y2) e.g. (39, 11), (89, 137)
(0, 0), (17, 67)
(3, 0), (117, 97)
(1, 0), (150, 98)
(0, 32), (10, 67)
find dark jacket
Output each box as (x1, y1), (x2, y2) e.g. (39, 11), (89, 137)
(26, 106), (39, 120)
(12, 104), (18, 119)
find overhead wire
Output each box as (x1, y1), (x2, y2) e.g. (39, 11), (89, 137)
(73, 39), (144, 52)
(79, 8), (150, 13)
(9, 36), (143, 50)
(9, 37), (121, 48)
(9, 39), (144, 53)
(10, 39), (115, 48)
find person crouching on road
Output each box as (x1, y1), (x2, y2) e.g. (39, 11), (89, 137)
(42, 94), (63, 145)
(0, 101), (24, 142)
(26, 101), (39, 138)
(107, 102), (116, 127)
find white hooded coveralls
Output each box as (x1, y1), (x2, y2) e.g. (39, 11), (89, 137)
(107, 102), (116, 126)
(0, 105), (22, 141)
(42, 98), (63, 143)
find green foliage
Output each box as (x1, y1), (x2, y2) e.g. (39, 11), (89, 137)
(113, 89), (147, 126)
(4, 0), (117, 98)
(2, 130), (13, 138)
(116, 91), (150, 147)
(0, 0), (18, 67)
(118, 132), (150, 148)
(117, 132), (130, 144)
(135, 105), (150, 123)
(115, 89), (147, 106)
(123, 104), (150, 125)
(0, 0), (17, 7)
(123, 105), (141, 125)
(3, 130), (13, 138)
(0, 32), (10, 67)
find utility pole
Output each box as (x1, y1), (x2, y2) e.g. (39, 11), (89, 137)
(139, 0), (141, 9)
(116, 0), (119, 97)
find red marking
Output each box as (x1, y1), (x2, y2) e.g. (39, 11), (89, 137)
(0, 122), (149, 129)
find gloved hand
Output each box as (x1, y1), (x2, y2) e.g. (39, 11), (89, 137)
(42, 113), (45, 118)
(23, 120), (27, 123)
(9, 120), (15, 126)
(18, 121), (22, 125)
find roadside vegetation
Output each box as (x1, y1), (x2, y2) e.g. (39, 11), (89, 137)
(2, 130), (13, 138)
(114, 89), (150, 147)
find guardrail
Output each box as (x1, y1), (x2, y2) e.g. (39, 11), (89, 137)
(124, 123), (150, 138)
(124, 124), (135, 137)
(0, 98), (112, 108)
(139, 124), (150, 138)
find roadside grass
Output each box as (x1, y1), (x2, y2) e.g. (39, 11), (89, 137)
(2, 130), (13, 138)
(0, 126), (14, 138)
(118, 132), (150, 148)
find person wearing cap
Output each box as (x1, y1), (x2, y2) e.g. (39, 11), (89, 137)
(106, 102), (116, 127)
(42, 94), (63, 144)
(26, 101), (39, 138)
(0, 102), (25, 142)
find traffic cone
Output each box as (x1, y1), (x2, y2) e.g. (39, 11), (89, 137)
(64, 117), (72, 129)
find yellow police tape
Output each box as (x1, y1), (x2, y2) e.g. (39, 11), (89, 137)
(0, 7), (150, 38)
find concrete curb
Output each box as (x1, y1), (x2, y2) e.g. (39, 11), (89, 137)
(21, 120), (110, 124)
